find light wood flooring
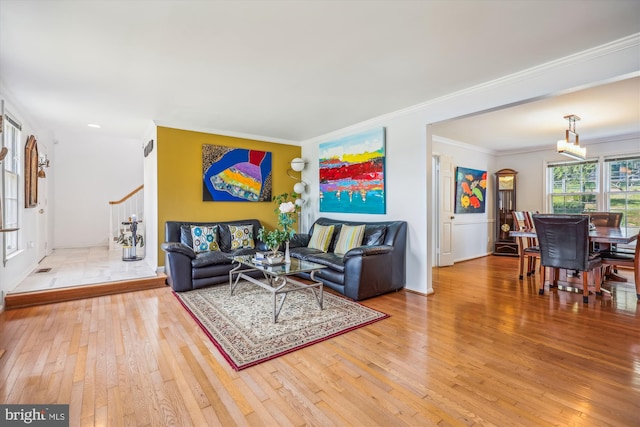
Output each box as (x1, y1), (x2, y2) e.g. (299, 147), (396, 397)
(1, 255), (639, 426)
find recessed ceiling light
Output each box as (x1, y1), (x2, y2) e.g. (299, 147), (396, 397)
(88, 123), (101, 128)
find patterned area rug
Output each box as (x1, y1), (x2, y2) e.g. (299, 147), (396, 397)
(174, 280), (389, 370)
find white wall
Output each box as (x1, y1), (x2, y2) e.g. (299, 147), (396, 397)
(433, 137), (495, 262)
(142, 123), (158, 271)
(0, 90), (55, 297)
(496, 135), (640, 213)
(52, 133), (144, 248)
(300, 36), (639, 296)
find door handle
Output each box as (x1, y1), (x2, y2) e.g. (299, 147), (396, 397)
(39, 209), (44, 214)
(450, 216), (455, 219)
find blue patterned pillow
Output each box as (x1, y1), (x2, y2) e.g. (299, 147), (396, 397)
(190, 225), (219, 253)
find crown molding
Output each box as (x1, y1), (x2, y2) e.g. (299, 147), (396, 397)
(432, 135), (497, 155)
(493, 132), (640, 157)
(153, 120), (300, 146)
(303, 33), (640, 146)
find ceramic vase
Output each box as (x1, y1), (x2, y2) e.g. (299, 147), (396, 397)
(284, 241), (291, 264)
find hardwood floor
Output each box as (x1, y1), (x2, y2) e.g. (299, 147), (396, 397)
(1, 255), (638, 426)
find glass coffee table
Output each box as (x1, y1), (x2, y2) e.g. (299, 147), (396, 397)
(228, 255), (327, 323)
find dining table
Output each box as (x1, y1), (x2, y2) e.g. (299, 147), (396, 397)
(510, 226), (639, 248)
(510, 226), (639, 297)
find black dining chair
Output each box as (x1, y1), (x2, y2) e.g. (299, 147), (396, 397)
(532, 214), (603, 303)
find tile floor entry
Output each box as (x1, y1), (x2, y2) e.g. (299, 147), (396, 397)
(10, 246), (157, 294)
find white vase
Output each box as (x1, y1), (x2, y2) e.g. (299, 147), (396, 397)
(284, 240), (291, 264)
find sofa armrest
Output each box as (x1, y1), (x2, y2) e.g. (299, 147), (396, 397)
(343, 246), (400, 300)
(344, 244), (393, 258)
(161, 242), (196, 259)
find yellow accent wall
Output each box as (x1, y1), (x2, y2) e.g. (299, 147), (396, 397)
(157, 126), (301, 265)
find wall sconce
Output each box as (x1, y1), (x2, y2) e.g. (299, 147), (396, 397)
(38, 155), (50, 178)
(290, 157), (306, 173)
(287, 157), (307, 206)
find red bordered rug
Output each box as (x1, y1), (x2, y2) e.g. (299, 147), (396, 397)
(173, 281), (389, 370)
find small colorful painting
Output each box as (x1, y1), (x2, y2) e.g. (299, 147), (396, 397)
(202, 144), (272, 202)
(454, 167), (487, 213)
(319, 127), (385, 214)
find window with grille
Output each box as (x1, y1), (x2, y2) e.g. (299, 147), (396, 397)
(547, 160), (599, 214)
(3, 113), (21, 257)
(605, 156), (640, 228)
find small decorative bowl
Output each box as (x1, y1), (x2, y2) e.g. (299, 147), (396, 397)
(265, 253), (284, 265)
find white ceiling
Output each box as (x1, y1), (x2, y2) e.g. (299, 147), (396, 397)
(432, 76), (640, 152)
(0, 0), (639, 148)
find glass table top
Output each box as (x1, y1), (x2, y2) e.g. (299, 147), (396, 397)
(230, 254), (327, 276)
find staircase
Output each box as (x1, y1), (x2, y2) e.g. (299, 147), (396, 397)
(109, 185), (144, 251)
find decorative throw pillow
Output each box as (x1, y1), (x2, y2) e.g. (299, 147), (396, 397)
(334, 224), (366, 256)
(190, 225), (219, 253)
(228, 224), (255, 250)
(307, 224), (335, 252)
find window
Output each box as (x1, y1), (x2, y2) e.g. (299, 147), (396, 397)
(547, 160), (599, 213)
(546, 156), (639, 232)
(605, 156), (640, 228)
(3, 114), (21, 257)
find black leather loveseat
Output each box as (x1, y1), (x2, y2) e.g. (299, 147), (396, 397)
(289, 217), (407, 300)
(161, 219), (266, 292)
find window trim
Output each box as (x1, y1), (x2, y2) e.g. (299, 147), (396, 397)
(546, 159), (600, 213)
(603, 155), (640, 229)
(2, 106), (22, 264)
(545, 156), (640, 232)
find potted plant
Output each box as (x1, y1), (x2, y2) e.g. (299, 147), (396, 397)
(117, 218), (145, 261)
(116, 231), (145, 248)
(257, 192), (300, 264)
(257, 227), (288, 264)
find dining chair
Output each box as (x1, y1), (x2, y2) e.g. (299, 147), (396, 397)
(512, 211), (539, 279)
(599, 232), (640, 300)
(532, 214), (602, 303)
(584, 212), (628, 276)
(584, 211), (623, 227)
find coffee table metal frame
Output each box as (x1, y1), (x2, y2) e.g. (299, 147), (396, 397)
(228, 255), (326, 323)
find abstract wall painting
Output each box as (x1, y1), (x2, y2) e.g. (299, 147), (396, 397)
(454, 166), (487, 213)
(319, 127), (386, 214)
(202, 144), (272, 202)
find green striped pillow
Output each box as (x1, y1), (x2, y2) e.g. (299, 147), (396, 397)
(308, 224), (335, 252)
(334, 224), (365, 256)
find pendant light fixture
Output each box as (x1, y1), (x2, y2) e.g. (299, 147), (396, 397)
(556, 114), (586, 160)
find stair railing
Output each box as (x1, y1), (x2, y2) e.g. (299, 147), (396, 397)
(109, 185), (144, 250)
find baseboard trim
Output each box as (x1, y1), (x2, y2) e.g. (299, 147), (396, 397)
(404, 288), (431, 297)
(4, 274), (167, 309)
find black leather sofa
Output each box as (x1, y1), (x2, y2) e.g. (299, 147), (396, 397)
(289, 217), (407, 300)
(161, 219), (266, 292)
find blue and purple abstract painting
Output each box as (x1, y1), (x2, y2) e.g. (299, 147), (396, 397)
(202, 144), (272, 202)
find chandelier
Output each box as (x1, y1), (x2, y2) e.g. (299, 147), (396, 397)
(556, 114), (586, 160)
